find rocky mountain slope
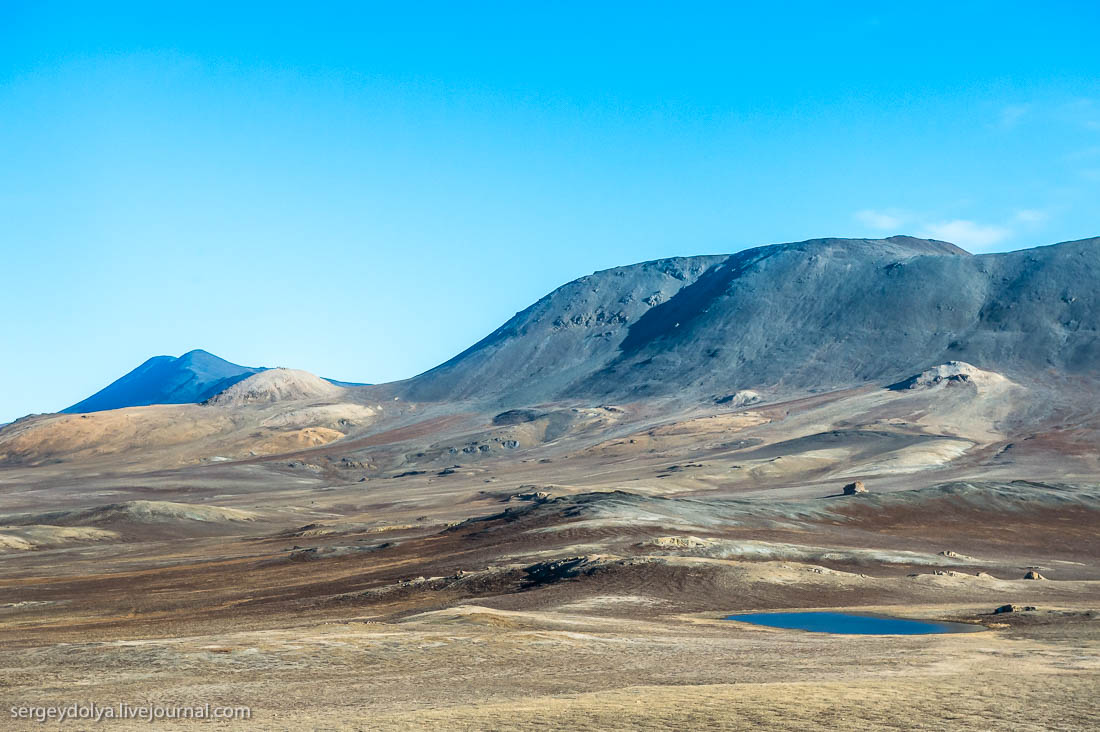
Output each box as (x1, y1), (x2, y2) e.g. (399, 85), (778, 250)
(397, 236), (1098, 405)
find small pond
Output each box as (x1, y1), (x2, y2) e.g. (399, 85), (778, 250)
(724, 611), (983, 635)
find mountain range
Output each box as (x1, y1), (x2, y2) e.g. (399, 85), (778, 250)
(55, 235), (1098, 415)
(63, 349), (364, 414)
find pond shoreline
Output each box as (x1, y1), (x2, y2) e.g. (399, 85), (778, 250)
(724, 611), (987, 635)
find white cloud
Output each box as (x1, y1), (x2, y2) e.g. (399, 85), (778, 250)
(854, 209), (907, 230)
(853, 207), (1048, 252)
(1013, 209), (1047, 224)
(918, 220), (1011, 251)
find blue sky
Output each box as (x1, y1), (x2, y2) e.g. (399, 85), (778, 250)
(2, 2), (1099, 421)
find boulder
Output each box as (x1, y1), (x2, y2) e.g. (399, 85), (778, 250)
(843, 481), (868, 495)
(1024, 570), (1046, 580)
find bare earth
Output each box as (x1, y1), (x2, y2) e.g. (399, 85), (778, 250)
(1, 364), (1098, 730)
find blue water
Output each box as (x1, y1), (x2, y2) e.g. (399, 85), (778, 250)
(724, 611), (978, 635)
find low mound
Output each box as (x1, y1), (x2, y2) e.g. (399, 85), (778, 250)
(0, 525), (120, 551)
(259, 403), (376, 429)
(888, 361), (1009, 391)
(6, 500), (256, 528)
(204, 369), (343, 406)
(0, 395), (364, 467)
(0, 407), (237, 466)
(249, 427), (346, 454)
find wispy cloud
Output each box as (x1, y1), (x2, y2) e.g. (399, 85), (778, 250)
(999, 104), (1030, 129)
(852, 207), (1053, 252)
(1013, 209), (1047, 224)
(854, 209), (907, 230)
(917, 220), (1011, 251)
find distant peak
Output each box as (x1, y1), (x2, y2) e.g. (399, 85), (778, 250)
(177, 349), (222, 362)
(61, 350), (258, 414)
(138, 354), (177, 366)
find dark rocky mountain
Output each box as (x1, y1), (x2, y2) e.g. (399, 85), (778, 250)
(62, 350), (263, 413)
(398, 235), (1099, 405)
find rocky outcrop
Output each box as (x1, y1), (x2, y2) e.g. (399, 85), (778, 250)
(492, 409), (545, 426)
(888, 361), (1010, 391)
(523, 556), (600, 586)
(714, 390), (762, 408)
(508, 489), (551, 503)
(843, 481), (868, 495)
